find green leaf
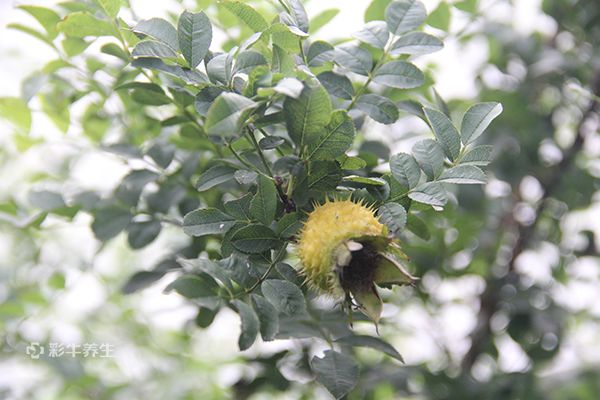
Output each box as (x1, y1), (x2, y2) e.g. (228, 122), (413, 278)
(424, 108), (461, 161)
(311, 350), (359, 399)
(390, 32), (443, 55)
(274, 155), (302, 175)
(412, 139), (444, 179)
(259, 136), (286, 150)
(373, 60), (424, 89)
(195, 307), (217, 328)
(317, 72), (355, 100)
(377, 203), (407, 236)
(8, 23), (52, 46)
(233, 300), (259, 350)
(131, 58), (207, 84)
(340, 156), (367, 170)
(270, 44), (293, 73)
(434, 90), (450, 116)
(18, 5), (61, 39)
(165, 275), (218, 302)
(385, 0), (426, 35)
(460, 102), (503, 144)
(132, 40), (177, 58)
(224, 194), (253, 221)
(261, 279), (306, 316)
(250, 175), (278, 225)
(234, 170), (258, 185)
(355, 94), (399, 124)
(285, 0), (309, 33)
(307, 40), (334, 67)
(39, 93), (69, 133)
(267, 22), (304, 53)
(130, 88), (171, 106)
(177, 11), (212, 69)
(147, 141), (176, 168)
(271, 77), (303, 98)
(439, 165), (486, 184)
(276, 262), (302, 285)
(455, 0), (478, 13)
(230, 224), (280, 254)
(307, 160), (343, 191)
(409, 182), (447, 206)
(251, 294), (279, 341)
(207, 53), (233, 84)
(95, 0), (120, 18)
(220, 1), (268, 32)
(234, 50), (268, 75)
(353, 21), (389, 49)
(182, 208), (235, 237)
(244, 65), (270, 95)
(127, 220), (162, 249)
(178, 257), (233, 290)
(352, 21), (390, 49)
(361, 140), (392, 160)
(397, 99), (426, 120)
(335, 43), (373, 76)
(390, 153), (421, 188)
(29, 190), (66, 210)
(73, 38), (95, 58)
(407, 214), (430, 240)
(337, 335), (404, 362)
(428, 1), (451, 30)
(307, 110), (356, 160)
(0, 97), (31, 133)
(195, 87), (224, 116)
(284, 81), (332, 150)
(115, 81), (164, 92)
(365, 0), (393, 22)
(115, 169), (159, 206)
(310, 8), (339, 33)
(147, 185), (185, 213)
(58, 12), (115, 38)
(133, 18), (179, 51)
(343, 175), (386, 186)
(122, 270), (167, 294)
(91, 207), (132, 241)
(205, 93), (257, 137)
(276, 212), (302, 238)
(460, 145), (493, 166)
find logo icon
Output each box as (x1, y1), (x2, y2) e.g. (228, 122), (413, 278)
(25, 342), (44, 359)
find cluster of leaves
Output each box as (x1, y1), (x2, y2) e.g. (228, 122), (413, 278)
(0, 0), (503, 398)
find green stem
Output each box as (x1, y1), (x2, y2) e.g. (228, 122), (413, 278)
(276, 0), (291, 13)
(232, 246), (287, 299)
(345, 37), (394, 111)
(246, 128), (274, 177)
(299, 39), (308, 64)
(227, 141), (272, 180)
(286, 175), (295, 198)
(346, 75), (373, 111)
(241, 262), (276, 297)
(248, 128), (292, 205)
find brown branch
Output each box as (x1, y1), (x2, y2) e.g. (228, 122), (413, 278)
(461, 71), (600, 371)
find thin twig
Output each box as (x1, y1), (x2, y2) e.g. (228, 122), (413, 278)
(232, 246), (287, 299)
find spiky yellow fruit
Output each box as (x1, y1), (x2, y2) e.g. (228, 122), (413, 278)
(298, 199), (386, 295)
(297, 199), (416, 324)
